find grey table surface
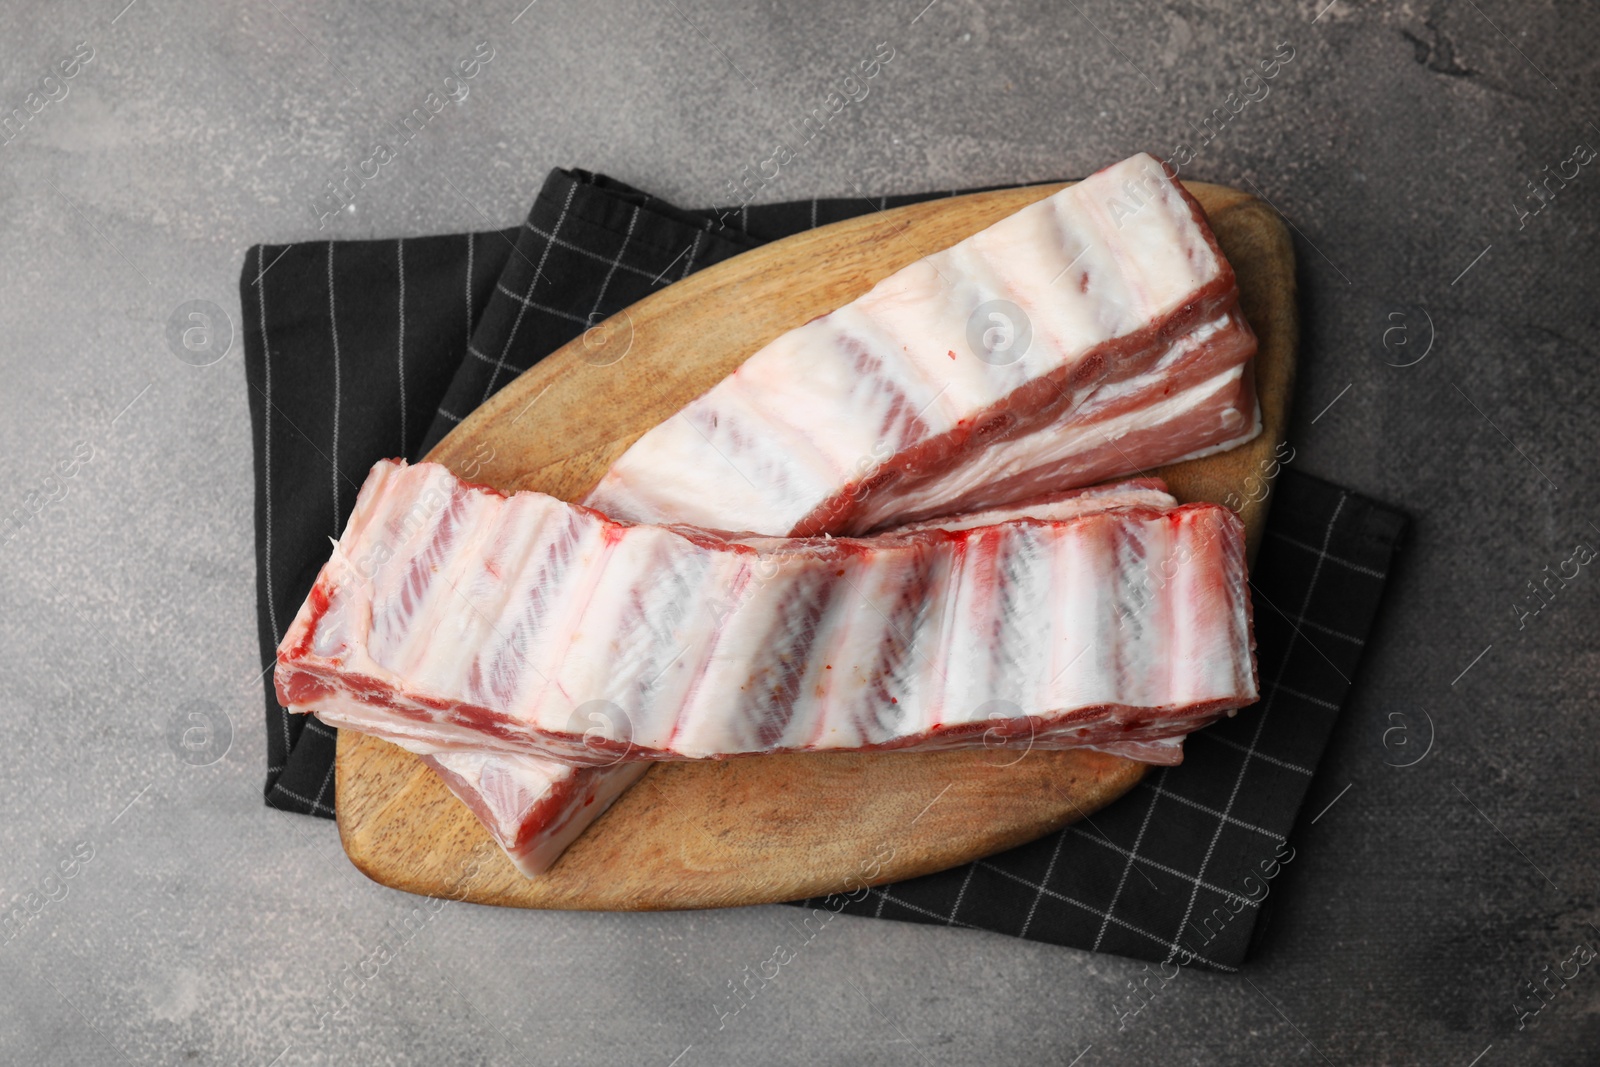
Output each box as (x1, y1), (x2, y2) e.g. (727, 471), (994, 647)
(1, 0), (1596, 1063)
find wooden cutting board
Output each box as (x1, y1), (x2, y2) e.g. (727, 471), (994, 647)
(334, 179), (1297, 910)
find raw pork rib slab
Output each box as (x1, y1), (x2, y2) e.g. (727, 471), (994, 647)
(585, 152), (1259, 536)
(408, 480), (1187, 874)
(277, 461), (1257, 766)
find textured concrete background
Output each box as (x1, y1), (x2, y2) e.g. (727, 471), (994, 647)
(1, 0), (1596, 1063)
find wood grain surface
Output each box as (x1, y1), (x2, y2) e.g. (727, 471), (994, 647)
(333, 179), (1298, 911)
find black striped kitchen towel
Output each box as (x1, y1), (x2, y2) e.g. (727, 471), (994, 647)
(241, 170), (1407, 968)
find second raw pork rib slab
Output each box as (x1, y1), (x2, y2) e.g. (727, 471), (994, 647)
(277, 461), (1258, 767)
(585, 153), (1258, 535)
